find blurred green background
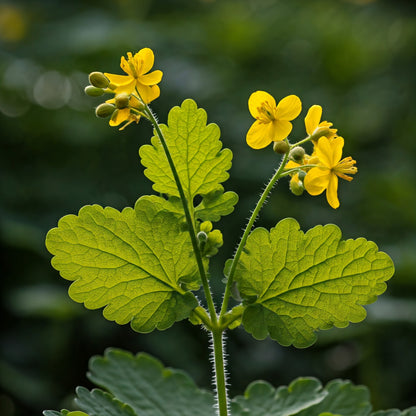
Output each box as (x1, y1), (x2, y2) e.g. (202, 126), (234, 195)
(1, 0), (416, 415)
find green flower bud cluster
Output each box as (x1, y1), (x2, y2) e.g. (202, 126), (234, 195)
(198, 221), (223, 258)
(84, 72), (110, 97)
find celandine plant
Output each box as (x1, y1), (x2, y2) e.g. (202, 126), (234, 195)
(44, 48), (414, 416)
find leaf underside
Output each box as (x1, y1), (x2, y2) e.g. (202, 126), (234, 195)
(45, 195), (199, 333)
(233, 218), (394, 348)
(43, 348), (415, 416)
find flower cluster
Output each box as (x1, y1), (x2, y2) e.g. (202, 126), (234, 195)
(85, 48), (163, 130)
(246, 91), (357, 209)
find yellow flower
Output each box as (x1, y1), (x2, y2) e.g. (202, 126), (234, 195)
(304, 105), (337, 140)
(104, 48), (163, 104)
(303, 137), (357, 209)
(246, 91), (302, 149)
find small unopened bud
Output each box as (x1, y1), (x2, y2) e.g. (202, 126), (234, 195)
(95, 103), (115, 118)
(200, 221), (213, 233)
(197, 231), (208, 243)
(115, 93), (130, 109)
(310, 126), (330, 141)
(273, 140), (290, 154)
(84, 85), (104, 97)
(298, 170), (306, 181)
(289, 176), (304, 196)
(289, 146), (305, 162)
(89, 71), (110, 89)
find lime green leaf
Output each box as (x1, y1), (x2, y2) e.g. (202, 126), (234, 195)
(231, 378), (327, 416)
(45, 195), (199, 333)
(139, 99), (236, 222)
(86, 348), (214, 416)
(234, 218), (394, 347)
(76, 387), (135, 416)
(296, 379), (371, 416)
(195, 188), (239, 222)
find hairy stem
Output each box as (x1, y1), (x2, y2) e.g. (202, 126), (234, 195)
(212, 329), (228, 416)
(144, 106), (218, 325)
(219, 151), (290, 318)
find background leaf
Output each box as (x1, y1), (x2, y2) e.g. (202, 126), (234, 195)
(85, 348), (214, 416)
(139, 99), (237, 223)
(76, 387), (136, 416)
(231, 378), (327, 416)
(234, 218), (394, 347)
(43, 349), (416, 416)
(45, 195), (199, 333)
(296, 379), (371, 416)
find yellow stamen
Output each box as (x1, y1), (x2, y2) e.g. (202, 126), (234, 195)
(333, 157), (357, 181)
(256, 101), (276, 123)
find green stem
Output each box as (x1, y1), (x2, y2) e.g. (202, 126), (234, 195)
(212, 329), (228, 416)
(219, 151), (290, 318)
(144, 106), (218, 325)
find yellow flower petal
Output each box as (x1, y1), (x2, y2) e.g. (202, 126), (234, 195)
(139, 70), (163, 86)
(303, 167), (329, 196)
(246, 120), (272, 149)
(104, 73), (131, 86)
(275, 95), (302, 121)
(248, 91), (276, 119)
(313, 137), (337, 168)
(109, 108), (131, 126)
(330, 137), (344, 165)
(305, 105), (322, 135)
(326, 173), (340, 209)
(271, 119), (293, 141)
(120, 52), (134, 76)
(285, 160), (301, 170)
(136, 83), (160, 104)
(135, 48), (154, 75)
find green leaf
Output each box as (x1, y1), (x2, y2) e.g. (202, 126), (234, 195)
(139, 99), (237, 222)
(45, 195), (199, 333)
(234, 218), (394, 347)
(372, 409), (416, 416)
(231, 378), (327, 416)
(86, 348), (214, 416)
(296, 379), (371, 416)
(195, 188), (239, 222)
(76, 387), (136, 416)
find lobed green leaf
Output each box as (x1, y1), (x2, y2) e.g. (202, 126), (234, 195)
(296, 379), (371, 416)
(85, 348), (214, 416)
(139, 99), (237, 223)
(45, 195), (199, 333)
(233, 218), (394, 347)
(231, 377), (327, 416)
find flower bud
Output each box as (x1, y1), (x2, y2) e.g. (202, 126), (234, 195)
(197, 231), (208, 244)
(289, 175), (304, 196)
(89, 71), (110, 89)
(298, 170), (306, 181)
(115, 93), (130, 109)
(95, 103), (115, 118)
(200, 221), (213, 233)
(84, 85), (104, 97)
(310, 126), (330, 141)
(273, 140), (290, 154)
(289, 146), (305, 162)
